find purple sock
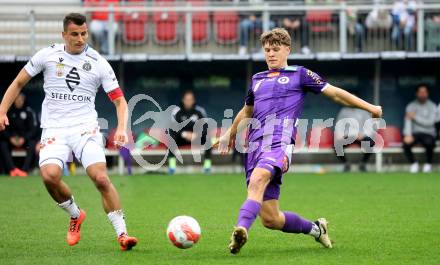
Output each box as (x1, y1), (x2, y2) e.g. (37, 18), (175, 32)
(236, 199), (262, 231)
(119, 147), (132, 175)
(282, 211), (313, 234)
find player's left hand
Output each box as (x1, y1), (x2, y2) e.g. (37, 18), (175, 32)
(113, 129), (128, 149)
(0, 112), (9, 131)
(371, 105), (383, 118)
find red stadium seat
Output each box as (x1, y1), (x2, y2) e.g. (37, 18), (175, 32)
(185, 0), (209, 44)
(305, 10), (334, 33)
(213, 11), (239, 44)
(153, 0), (179, 45)
(377, 126), (402, 147)
(307, 127), (334, 149)
(122, 0), (148, 44)
(85, 0), (122, 22)
(294, 131), (306, 150)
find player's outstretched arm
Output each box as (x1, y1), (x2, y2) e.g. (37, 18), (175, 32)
(322, 84), (383, 118)
(112, 96), (129, 148)
(213, 104), (253, 154)
(0, 69), (32, 131)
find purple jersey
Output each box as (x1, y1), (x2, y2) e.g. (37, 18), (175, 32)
(245, 65), (328, 146)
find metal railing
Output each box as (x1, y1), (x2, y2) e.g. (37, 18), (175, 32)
(0, 1), (439, 58)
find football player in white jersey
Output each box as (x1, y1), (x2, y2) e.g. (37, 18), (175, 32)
(0, 13), (137, 251)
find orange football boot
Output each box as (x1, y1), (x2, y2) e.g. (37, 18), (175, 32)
(118, 233), (138, 251)
(66, 209), (86, 246)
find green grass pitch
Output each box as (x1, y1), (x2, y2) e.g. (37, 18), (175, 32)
(0, 172), (439, 265)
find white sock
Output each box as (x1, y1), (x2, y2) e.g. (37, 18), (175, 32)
(58, 197), (80, 219)
(309, 222), (321, 238)
(108, 209), (127, 237)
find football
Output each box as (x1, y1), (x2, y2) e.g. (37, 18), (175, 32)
(166, 216), (201, 249)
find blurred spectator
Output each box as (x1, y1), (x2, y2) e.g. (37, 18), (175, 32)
(365, 5), (393, 30)
(168, 90), (212, 175)
(334, 106), (374, 172)
(346, 7), (364, 52)
(0, 131), (7, 174)
(0, 94), (39, 177)
(391, 0), (416, 51)
(238, 0), (275, 55)
(436, 102), (440, 139)
(425, 13), (440, 51)
(403, 84), (437, 173)
(271, 0), (311, 54)
(86, 0), (121, 55)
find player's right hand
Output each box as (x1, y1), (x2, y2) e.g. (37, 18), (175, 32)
(371, 105), (383, 119)
(113, 128), (128, 149)
(0, 112), (9, 131)
(212, 133), (235, 155)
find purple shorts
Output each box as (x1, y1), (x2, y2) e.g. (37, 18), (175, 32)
(244, 141), (286, 201)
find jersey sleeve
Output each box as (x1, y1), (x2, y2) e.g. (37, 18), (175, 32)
(195, 106), (208, 118)
(98, 57), (120, 93)
(245, 79), (255, 106)
(24, 48), (48, 77)
(299, 67), (328, 94)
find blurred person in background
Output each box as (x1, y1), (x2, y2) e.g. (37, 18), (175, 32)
(436, 102), (440, 140)
(85, 0), (121, 55)
(403, 84), (437, 173)
(425, 13), (440, 51)
(0, 93), (38, 177)
(271, 0), (311, 54)
(346, 7), (364, 52)
(0, 131), (7, 174)
(238, 0), (276, 55)
(168, 90), (212, 175)
(334, 105), (375, 172)
(365, 3), (393, 30)
(391, 0), (416, 50)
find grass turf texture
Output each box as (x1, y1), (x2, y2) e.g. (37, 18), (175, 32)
(0, 172), (439, 265)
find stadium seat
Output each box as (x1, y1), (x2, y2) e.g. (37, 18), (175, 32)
(377, 126), (402, 147)
(85, 0), (122, 22)
(307, 127), (334, 149)
(122, 0), (148, 45)
(153, 0), (179, 45)
(213, 11), (239, 44)
(294, 131), (306, 150)
(305, 10), (334, 33)
(185, 0), (209, 44)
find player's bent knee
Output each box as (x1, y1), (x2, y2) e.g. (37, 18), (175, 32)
(40, 165), (62, 188)
(248, 175), (270, 193)
(261, 215), (282, 230)
(93, 173), (111, 191)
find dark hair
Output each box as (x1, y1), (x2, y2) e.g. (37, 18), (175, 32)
(181, 89), (194, 99)
(63, 13), (87, 31)
(416, 84), (429, 93)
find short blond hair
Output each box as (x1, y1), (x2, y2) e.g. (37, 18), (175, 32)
(260, 28), (291, 47)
